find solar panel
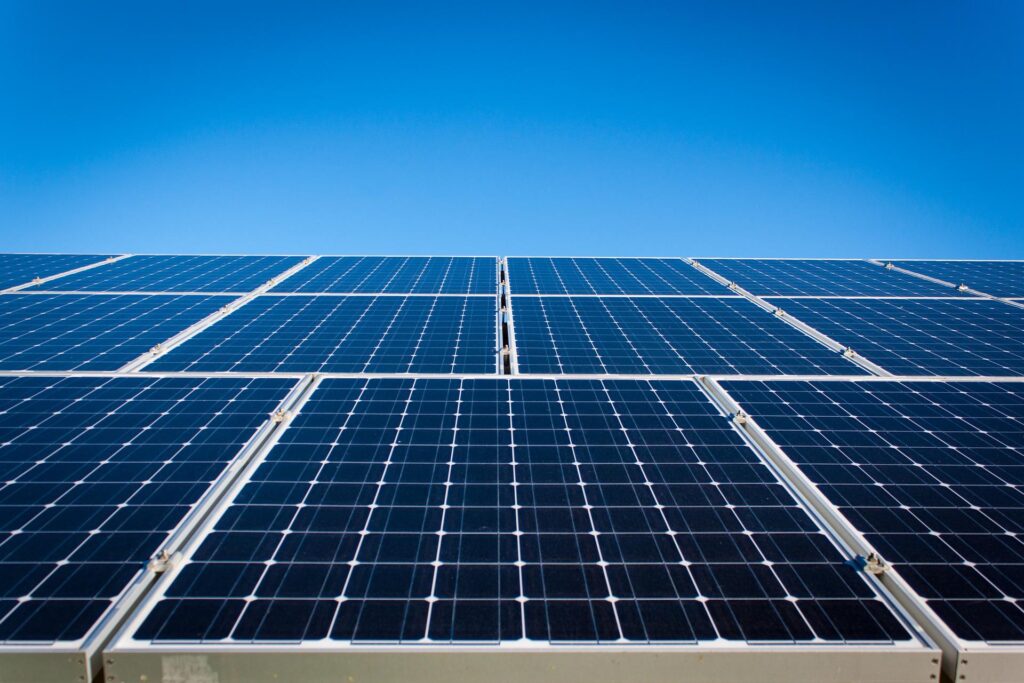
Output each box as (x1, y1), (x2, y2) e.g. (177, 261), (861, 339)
(511, 296), (865, 375)
(698, 259), (958, 297)
(124, 377), (911, 645)
(507, 257), (724, 295)
(0, 254), (115, 291)
(0, 374), (296, 645)
(891, 261), (1024, 298)
(149, 295), (497, 374)
(719, 379), (1024, 644)
(0, 294), (232, 371)
(271, 256), (498, 294)
(31, 255), (304, 293)
(767, 297), (1024, 376)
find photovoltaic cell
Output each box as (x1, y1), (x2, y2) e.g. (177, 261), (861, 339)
(891, 261), (1024, 298)
(32, 255), (303, 293)
(132, 377), (910, 645)
(150, 295), (497, 374)
(768, 297), (1024, 376)
(698, 259), (957, 297)
(507, 257), (724, 295)
(0, 294), (232, 371)
(0, 374), (295, 644)
(721, 379), (1024, 642)
(0, 254), (114, 290)
(271, 257), (497, 294)
(512, 296), (865, 375)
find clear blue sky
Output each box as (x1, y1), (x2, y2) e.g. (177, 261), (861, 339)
(1, 1), (1021, 257)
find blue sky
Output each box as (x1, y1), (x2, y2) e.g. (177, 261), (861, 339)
(1, 1), (1021, 257)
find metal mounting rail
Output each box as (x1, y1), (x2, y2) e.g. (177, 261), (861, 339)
(868, 259), (1024, 311)
(699, 376), (1018, 683)
(685, 259), (893, 376)
(118, 256), (320, 371)
(501, 257), (520, 374)
(1, 254), (133, 293)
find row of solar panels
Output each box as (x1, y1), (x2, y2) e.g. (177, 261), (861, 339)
(3, 253), (1024, 296)
(0, 255), (1022, 377)
(5, 372), (1024, 681)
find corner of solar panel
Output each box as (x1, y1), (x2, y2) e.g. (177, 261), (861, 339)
(2, 255), (1023, 682)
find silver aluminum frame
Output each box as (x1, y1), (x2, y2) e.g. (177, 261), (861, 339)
(0, 371), (313, 683)
(867, 259), (1024, 311)
(104, 374), (938, 683)
(0, 254), (131, 293)
(702, 374), (1024, 683)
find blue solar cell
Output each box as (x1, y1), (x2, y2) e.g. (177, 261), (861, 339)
(507, 257), (723, 295)
(891, 261), (1024, 298)
(512, 296), (865, 375)
(271, 257), (498, 294)
(698, 259), (958, 296)
(150, 295), (497, 373)
(721, 379), (1024, 643)
(0, 374), (296, 644)
(0, 254), (114, 290)
(769, 297), (1024, 376)
(33, 255), (303, 293)
(132, 378), (910, 645)
(0, 294), (232, 371)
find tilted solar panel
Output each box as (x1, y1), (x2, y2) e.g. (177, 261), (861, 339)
(891, 261), (1024, 298)
(31, 255), (304, 293)
(511, 296), (864, 375)
(0, 294), (232, 371)
(767, 297), (1024, 376)
(0, 254), (116, 291)
(271, 256), (498, 294)
(125, 377), (911, 646)
(697, 259), (958, 297)
(149, 295), (497, 374)
(720, 379), (1024, 643)
(0, 374), (296, 645)
(507, 257), (724, 295)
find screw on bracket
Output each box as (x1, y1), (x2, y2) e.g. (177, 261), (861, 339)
(773, 307), (785, 317)
(864, 552), (888, 575)
(957, 283), (969, 292)
(732, 411), (749, 426)
(147, 549), (181, 574)
(271, 409), (290, 423)
(149, 343), (164, 355)
(842, 347), (857, 358)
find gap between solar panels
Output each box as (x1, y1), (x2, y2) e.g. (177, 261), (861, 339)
(703, 375), (1024, 683)
(867, 259), (1024, 311)
(0, 254), (131, 294)
(119, 257), (320, 372)
(101, 374), (938, 683)
(0, 371), (315, 683)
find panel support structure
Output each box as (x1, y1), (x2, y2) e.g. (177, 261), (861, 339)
(119, 256), (319, 371)
(1, 254), (133, 293)
(867, 259), (1024, 311)
(700, 376), (1024, 683)
(686, 259), (893, 376)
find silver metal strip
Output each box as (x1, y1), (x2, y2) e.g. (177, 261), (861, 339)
(867, 259), (1024, 311)
(118, 256), (320, 372)
(686, 259), (892, 376)
(701, 376), (1024, 683)
(1, 254), (132, 293)
(503, 257), (521, 374)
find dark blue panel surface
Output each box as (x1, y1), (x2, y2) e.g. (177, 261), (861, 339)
(892, 261), (1024, 298)
(0, 254), (113, 290)
(0, 294), (232, 371)
(34, 255), (302, 293)
(0, 375), (295, 644)
(699, 260), (957, 296)
(507, 258), (723, 295)
(512, 296), (865, 375)
(722, 379), (1024, 642)
(272, 257), (497, 294)
(771, 298), (1024, 376)
(134, 378), (910, 645)
(150, 295), (496, 374)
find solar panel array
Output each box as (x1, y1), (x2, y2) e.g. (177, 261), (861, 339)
(0, 253), (1021, 683)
